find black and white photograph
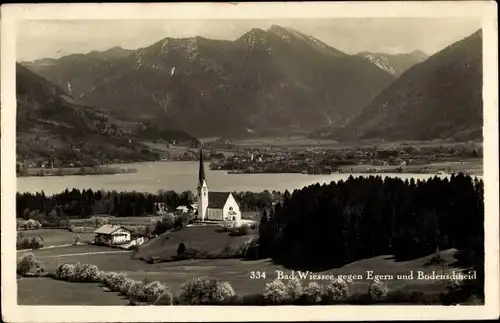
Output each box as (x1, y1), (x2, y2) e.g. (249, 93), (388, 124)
(1, 2), (498, 322)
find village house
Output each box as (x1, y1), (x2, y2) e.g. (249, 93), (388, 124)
(196, 148), (243, 227)
(94, 224), (132, 245)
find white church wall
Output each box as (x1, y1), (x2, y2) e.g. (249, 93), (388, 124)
(223, 194), (242, 227)
(206, 208), (224, 221)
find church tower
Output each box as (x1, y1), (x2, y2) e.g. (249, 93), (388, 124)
(197, 147), (209, 221)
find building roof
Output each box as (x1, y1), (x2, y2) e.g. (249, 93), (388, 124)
(94, 224), (130, 235)
(208, 191), (231, 209)
(198, 148), (206, 187)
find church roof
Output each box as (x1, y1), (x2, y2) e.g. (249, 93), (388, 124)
(198, 148), (206, 186)
(208, 192), (231, 209)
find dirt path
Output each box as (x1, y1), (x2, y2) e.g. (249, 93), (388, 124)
(17, 244), (75, 253)
(37, 250), (130, 259)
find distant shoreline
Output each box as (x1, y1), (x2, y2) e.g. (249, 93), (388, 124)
(17, 166), (137, 178)
(218, 161), (483, 177)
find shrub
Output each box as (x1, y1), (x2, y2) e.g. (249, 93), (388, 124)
(30, 236), (44, 249)
(91, 216), (109, 228)
(17, 253), (43, 276)
(303, 282), (323, 304)
(55, 263), (76, 281)
(368, 281), (389, 301)
(119, 278), (136, 295)
(286, 278), (303, 301)
(75, 263), (100, 282)
(179, 277), (235, 305)
(16, 235), (44, 250)
(264, 279), (288, 304)
(127, 281), (147, 301)
(154, 291), (174, 306)
(24, 219), (42, 230)
(108, 272), (128, 291)
(143, 281), (169, 302)
(177, 242), (186, 255)
(324, 279), (349, 302)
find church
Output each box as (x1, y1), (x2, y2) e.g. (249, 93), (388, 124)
(196, 148), (243, 227)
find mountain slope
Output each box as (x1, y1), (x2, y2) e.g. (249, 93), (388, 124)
(16, 63), (197, 164)
(336, 30), (483, 141)
(356, 50), (429, 77)
(22, 25), (395, 138)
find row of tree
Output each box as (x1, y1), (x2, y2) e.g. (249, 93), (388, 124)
(16, 188), (280, 223)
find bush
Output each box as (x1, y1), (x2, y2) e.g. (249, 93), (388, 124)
(127, 281), (147, 301)
(303, 282), (323, 304)
(24, 219), (42, 230)
(119, 278), (136, 295)
(177, 242), (186, 256)
(154, 291), (174, 305)
(143, 281), (169, 302)
(263, 279), (288, 304)
(55, 263), (76, 281)
(56, 263), (100, 282)
(368, 281), (389, 301)
(75, 263), (100, 282)
(179, 277), (235, 305)
(286, 278), (303, 301)
(30, 236), (44, 249)
(324, 279), (349, 301)
(91, 216), (109, 228)
(107, 272), (128, 291)
(16, 234), (44, 250)
(17, 253), (43, 276)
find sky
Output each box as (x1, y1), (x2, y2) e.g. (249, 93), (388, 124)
(16, 18), (482, 62)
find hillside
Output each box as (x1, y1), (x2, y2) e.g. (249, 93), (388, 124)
(22, 25), (395, 138)
(16, 63), (198, 164)
(356, 50), (428, 77)
(335, 30), (483, 141)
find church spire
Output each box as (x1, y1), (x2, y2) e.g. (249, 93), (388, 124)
(198, 147), (206, 187)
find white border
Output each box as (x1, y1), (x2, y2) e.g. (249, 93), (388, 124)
(1, 2), (498, 322)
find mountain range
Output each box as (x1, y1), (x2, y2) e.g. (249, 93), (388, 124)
(16, 63), (197, 163)
(19, 25), (483, 144)
(22, 25), (396, 138)
(334, 29), (482, 141)
(355, 50), (429, 77)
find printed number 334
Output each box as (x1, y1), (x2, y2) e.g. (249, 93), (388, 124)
(250, 271), (266, 279)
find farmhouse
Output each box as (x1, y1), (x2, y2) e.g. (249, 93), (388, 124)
(196, 148), (243, 227)
(94, 225), (132, 245)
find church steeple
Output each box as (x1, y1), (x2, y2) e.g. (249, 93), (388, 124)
(198, 147), (206, 187)
(197, 146), (208, 222)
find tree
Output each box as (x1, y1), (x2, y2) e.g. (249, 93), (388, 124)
(177, 242), (186, 256)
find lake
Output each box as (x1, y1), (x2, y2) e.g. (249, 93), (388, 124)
(17, 161), (478, 195)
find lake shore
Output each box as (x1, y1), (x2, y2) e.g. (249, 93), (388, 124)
(216, 159), (483, 177)
(17, 166), (138, 178)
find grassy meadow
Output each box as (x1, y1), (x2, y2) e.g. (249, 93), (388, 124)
(17, 224), (462, 305)
(18, 229), (95, 247)
(69, 216), (163, 227)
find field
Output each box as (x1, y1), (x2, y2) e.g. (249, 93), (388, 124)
(136, 224), (257, 260)
(18, 278), (129, 305)
(69, 215), (163, 227)
(18, 229), (95, 247)
(17, 224), (463, 305)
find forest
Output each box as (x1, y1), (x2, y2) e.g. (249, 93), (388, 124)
(257, 174), (484, 298)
